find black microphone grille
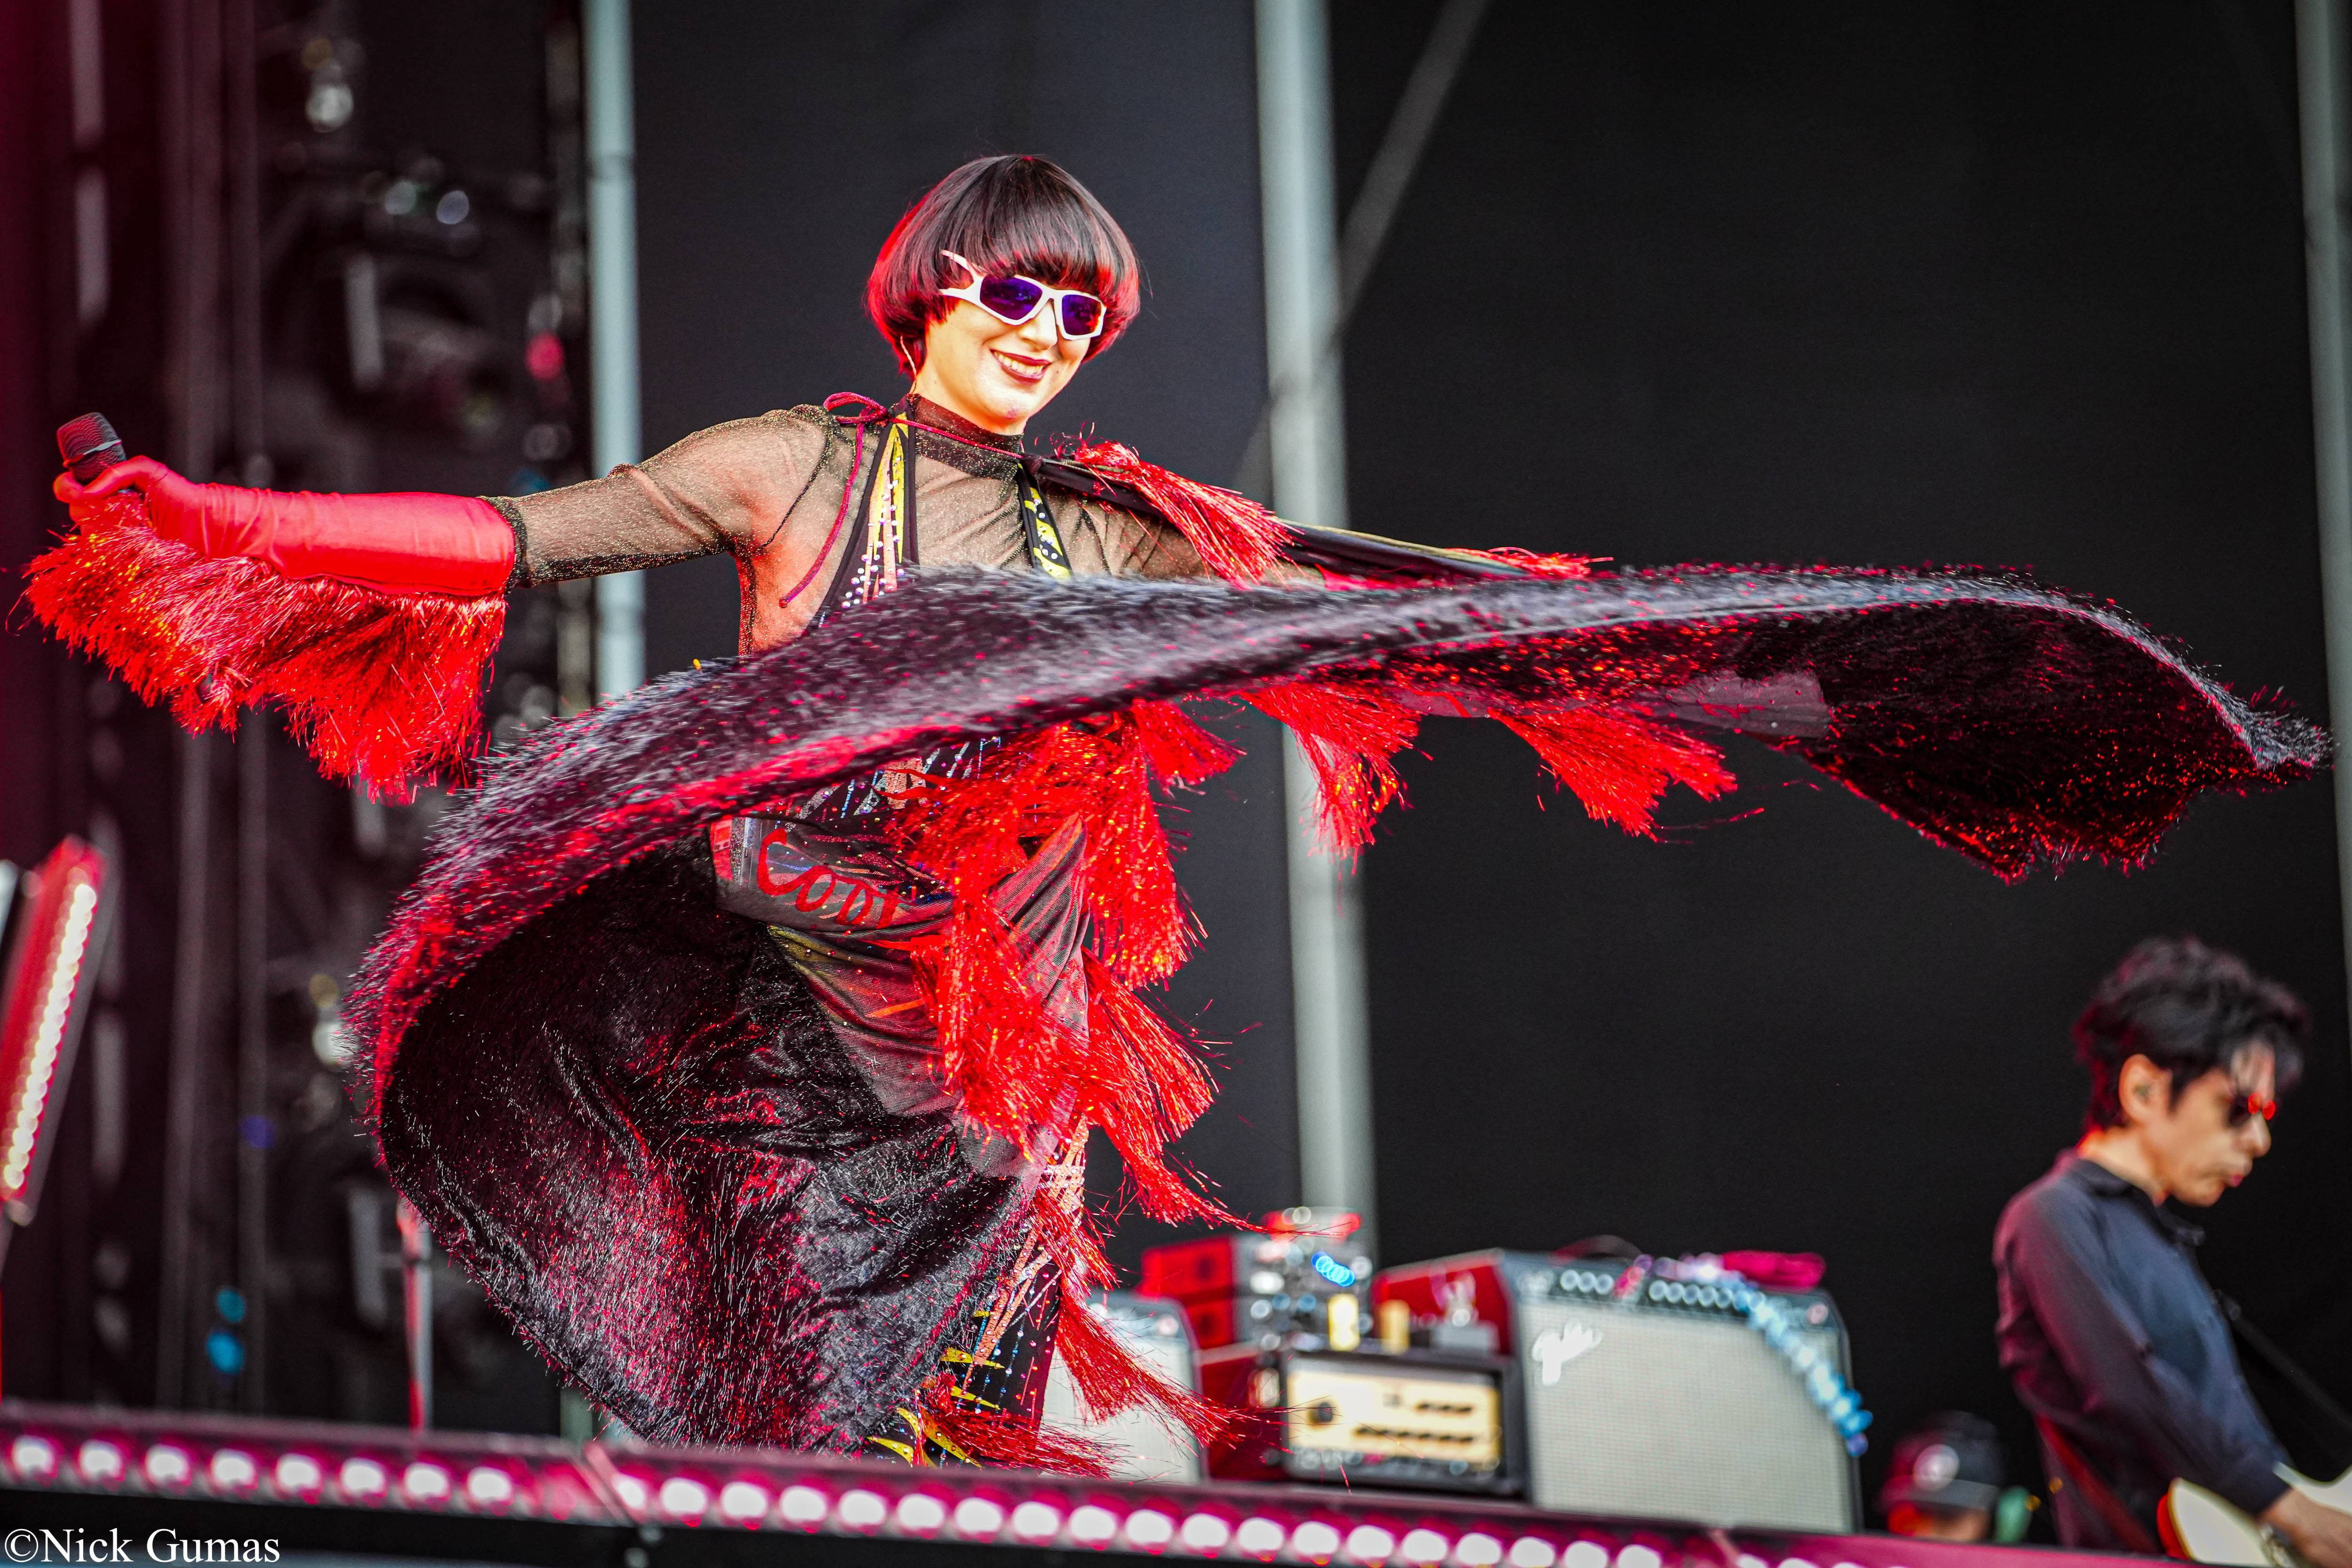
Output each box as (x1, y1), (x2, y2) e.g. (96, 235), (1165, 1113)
(57, 413), (127, 483)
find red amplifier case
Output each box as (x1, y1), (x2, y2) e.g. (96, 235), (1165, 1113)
(1371, 1249), (1516, 1348)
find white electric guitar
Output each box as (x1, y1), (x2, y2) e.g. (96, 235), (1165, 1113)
(2162, 1469), (2352, 1566)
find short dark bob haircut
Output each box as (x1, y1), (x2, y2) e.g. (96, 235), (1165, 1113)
(2073, 936), (2306, 1130)
(866, 155), (1140, 376)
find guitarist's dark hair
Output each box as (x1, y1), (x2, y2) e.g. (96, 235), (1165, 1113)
(2074, 936), (2306, 1131)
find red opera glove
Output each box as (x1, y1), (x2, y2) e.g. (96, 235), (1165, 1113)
(53, 456), (514, 597)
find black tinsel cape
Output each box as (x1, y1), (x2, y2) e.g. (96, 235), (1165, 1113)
(346, 565), (2322, 1451)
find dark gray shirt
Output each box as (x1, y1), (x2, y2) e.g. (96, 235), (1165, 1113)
(1994, 1151), (2288, 1549)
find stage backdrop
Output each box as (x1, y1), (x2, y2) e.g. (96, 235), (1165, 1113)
(1335, 0), (2352, 1505)
(627, 0), (1301, 1258)
(634, 0), (2352, 1509)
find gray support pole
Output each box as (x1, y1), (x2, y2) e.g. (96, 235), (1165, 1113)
(586, 0), (644, 697)
(156, 0), (222, 1409)
(1257, 0), (1376, 1250)
(2296, 0), (2352, 1039)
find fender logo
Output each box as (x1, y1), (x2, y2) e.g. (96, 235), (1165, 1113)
(1529, 1322), (1602, 1385)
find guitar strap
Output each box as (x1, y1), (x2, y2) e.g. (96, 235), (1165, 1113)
(2216, 1289), (2352, 1457)
(2037, 1416), (2164, 1554)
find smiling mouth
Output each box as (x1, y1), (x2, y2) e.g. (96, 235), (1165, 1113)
(991, 349), (1050, 386)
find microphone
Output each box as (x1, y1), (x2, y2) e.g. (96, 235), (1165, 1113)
(56, 413), (127, 483)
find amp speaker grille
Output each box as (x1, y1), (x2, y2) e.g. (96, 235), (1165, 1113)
(1516, 1296), (1854, 1530)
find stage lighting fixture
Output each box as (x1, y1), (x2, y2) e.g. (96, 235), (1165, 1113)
(0, 836), (116, 1263)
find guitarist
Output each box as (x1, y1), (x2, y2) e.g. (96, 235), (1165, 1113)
(1994, 937), (2352, 1564)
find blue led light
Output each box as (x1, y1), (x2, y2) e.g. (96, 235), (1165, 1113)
(205, 1329), (245, 1377)
(1309, 1252), (1356, 1288)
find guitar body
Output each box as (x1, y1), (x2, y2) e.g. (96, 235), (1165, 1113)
(2161, 1470), (2352, 1567)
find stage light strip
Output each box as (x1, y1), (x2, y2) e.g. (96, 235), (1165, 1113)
(0, 1402), (1988, 1568)
(0, 866), (101, 1205)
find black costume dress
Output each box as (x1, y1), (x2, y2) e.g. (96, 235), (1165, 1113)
(29, 394), (2327, 1468)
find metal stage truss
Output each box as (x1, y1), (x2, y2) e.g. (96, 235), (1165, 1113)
(0, 1402), (2146, 1568)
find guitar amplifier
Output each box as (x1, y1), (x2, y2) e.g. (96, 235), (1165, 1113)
(1375, 1250), (1858, 1532)
(1040, 1293), (1204, 1483)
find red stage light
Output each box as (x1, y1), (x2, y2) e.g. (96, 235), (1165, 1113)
(717, 1479), (771, 1523)
(274, 1452), (326, 1496)
(9, 1433), (58, 1480)
(143, 1443), (193, 1487)
(1237, 1515), (1288, 1560)
(77, 1437), (124, 1483)
(466, 1465), (518, 1509)
(1125, 1507), (1177, 1552)
(209, 1449), (260, 1491)
(1181, 1512), (1234, 1554)
(0, 838), (113, 1240)
(658, 1475), (711, 1522)
(779, 1481), (830, 1528)
(1010, 1498), (1065, 1542)
(953, 1495), (1008, 1539)
(1399, 1527), (1452, 1564)
(339, 1456), (389, 1499)
(1292, 1519), (1344, 1563)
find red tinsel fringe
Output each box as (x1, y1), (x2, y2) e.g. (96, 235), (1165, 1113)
(1499, 706), (1734, 833)
(1053, 1283), (1241, 1447)
(918, 1375), (1119, 1475)
(1244, 682), (1422, 857)
(1450, 546), (1600, 578)
(1064, 441), (1291, 585)
(23, 491), (503, 790)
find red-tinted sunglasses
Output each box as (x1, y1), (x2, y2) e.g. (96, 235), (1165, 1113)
(2227, 1091), (2277, 1127)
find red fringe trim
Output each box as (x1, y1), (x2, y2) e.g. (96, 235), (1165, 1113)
(918, 1376), (1119, 1475)
(887, 706), (1238, 1203)
(1450, 546), (1600, 579)
(1063, 441), (1292, 585)
(1053, 1285), (1241, 1447)
(1500, 706), (1733, 834)
(24, 492), (502, 790)
(1244, 682), (1422, 857)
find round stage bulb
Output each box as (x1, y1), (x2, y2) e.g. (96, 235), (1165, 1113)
(9, 1436), (58, 1480)
(896, 1493), (948, 1534)
(1399, 1528), (1451, 1565)
(274, 1453), (323, 1494)
(1292, 1520), (1342, 1563)
(1236, 1517), (1287, 1560)
(954, 1497), (1006, 1538)
(658, 1477), (709, 1520)
(1010, 1500), (1064, 1541)
(718, 1480), (769, 1521)
(1125, 1510), (1175, 1551)
(1181, 1513), (1232, 1553)
(338, 1457), (388, 1498)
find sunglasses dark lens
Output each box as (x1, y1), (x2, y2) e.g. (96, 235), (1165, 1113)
(975, 275), (1044, 323)
(1059, 293), (1105, 336)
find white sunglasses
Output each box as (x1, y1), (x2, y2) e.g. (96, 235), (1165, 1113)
(938, 249), (1107, 341)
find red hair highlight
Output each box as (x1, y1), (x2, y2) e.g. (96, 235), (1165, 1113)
(867, 155), (1140, 374)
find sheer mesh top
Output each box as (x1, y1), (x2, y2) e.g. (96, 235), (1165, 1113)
(499, 396), (1209, 653)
